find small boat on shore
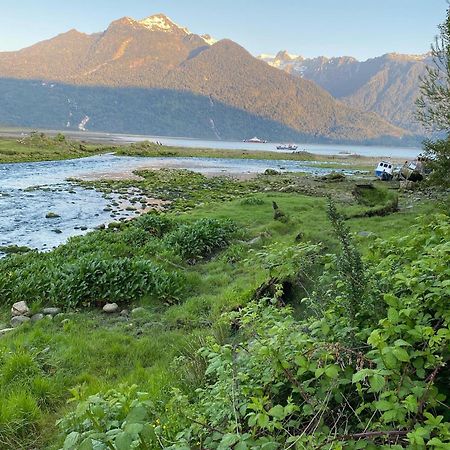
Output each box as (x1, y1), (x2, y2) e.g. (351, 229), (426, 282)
(276, 143), (298, 151)
(375, 160), (394, 181)
(243, 137), (267, 143)
(400, 159), (426, 182)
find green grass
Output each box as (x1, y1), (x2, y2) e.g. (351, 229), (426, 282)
(0, 133), (109, 163)
(0, 169), (446, 448)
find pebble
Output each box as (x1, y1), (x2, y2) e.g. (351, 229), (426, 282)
(103, 303), (119, 313)
(0, 327), (15, 336)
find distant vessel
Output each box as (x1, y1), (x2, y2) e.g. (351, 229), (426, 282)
(276, 143), (298, 150)
(243, 137), (267, 143)
(375, 160), (394, 181)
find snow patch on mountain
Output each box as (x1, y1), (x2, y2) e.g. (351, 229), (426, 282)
(201, 34), (217, 45)
(138, 14), (191, 34)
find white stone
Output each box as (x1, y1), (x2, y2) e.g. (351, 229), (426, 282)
(103, 303), (119, 313)
(11, 301), (30, 317)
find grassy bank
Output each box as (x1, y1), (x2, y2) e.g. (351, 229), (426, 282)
(0, 133), (109, 163)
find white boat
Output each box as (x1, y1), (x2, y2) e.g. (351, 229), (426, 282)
(375, 160), (394, 181)
(276, 144), (298, 150)
(243, 137), (267, 143)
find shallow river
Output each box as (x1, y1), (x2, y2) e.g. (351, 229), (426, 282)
(1, 154), (356, 252)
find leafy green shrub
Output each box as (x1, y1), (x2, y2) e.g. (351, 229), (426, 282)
(57, 385), (158, 450)
(133, 213), (175, 237)
(0, 256), (185, 307)
(165, 218), (238, 262)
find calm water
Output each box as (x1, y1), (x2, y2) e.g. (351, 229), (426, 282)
(0, 154), (357, 252)
(78, 131), (420, 159)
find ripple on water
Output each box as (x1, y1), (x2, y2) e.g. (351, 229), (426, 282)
(0, 154), (355, 252)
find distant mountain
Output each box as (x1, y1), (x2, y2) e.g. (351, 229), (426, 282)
(259, 51), (431, 133)
(0, 14), (412, 144)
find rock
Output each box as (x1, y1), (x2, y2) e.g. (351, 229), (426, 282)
(42, 307), (61, 316)
(358, 231), (372, 237)
(31, 313), (44, 322)
(264, 169), (281, 176)
(103, 303), (119, 313)
(247, 236), (262, 245)
(120, 309), (129, 316)
(295, 232), (304, 242)
(10, 316), (31, 327)
(11, 301), (30, 317)
(131, 307), (145, 316)
(0, 327), (15, 336)
(45, 211), (60, 219)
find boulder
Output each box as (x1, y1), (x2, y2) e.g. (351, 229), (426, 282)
(131, 307), (145, 316)
(42, 307), (61, 316)
(31, 313), (45, 322)
(11, 301), (30, 317)
(103, 303), (119, 313)
(11, 316), (31, 327)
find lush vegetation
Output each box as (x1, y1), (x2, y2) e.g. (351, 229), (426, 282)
(0, 163), (447, 449)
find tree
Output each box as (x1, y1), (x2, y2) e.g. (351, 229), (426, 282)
(416, 5), (450, 131)
(415, 3), (450, 187)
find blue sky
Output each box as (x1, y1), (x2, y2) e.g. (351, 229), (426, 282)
(0, 0), (446, 60)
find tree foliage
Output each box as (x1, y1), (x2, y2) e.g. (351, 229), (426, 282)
(416, 6), (450, 131)
(415, 4), (450, 187)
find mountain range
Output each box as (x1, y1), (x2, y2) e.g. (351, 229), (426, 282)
(0, 14), (423, 144)
(258, 51), (430, 133)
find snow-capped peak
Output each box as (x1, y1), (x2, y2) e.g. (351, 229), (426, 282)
(201, 34), (217, 46)
(138, 14), (191, 34)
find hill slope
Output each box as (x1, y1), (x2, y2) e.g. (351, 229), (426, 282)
(0, 15), (410, 143)
(259, 51), (429, 132)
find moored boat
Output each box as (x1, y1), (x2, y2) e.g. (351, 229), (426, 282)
(276, 143), (298, 150)
(243, 137), (267, 143)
